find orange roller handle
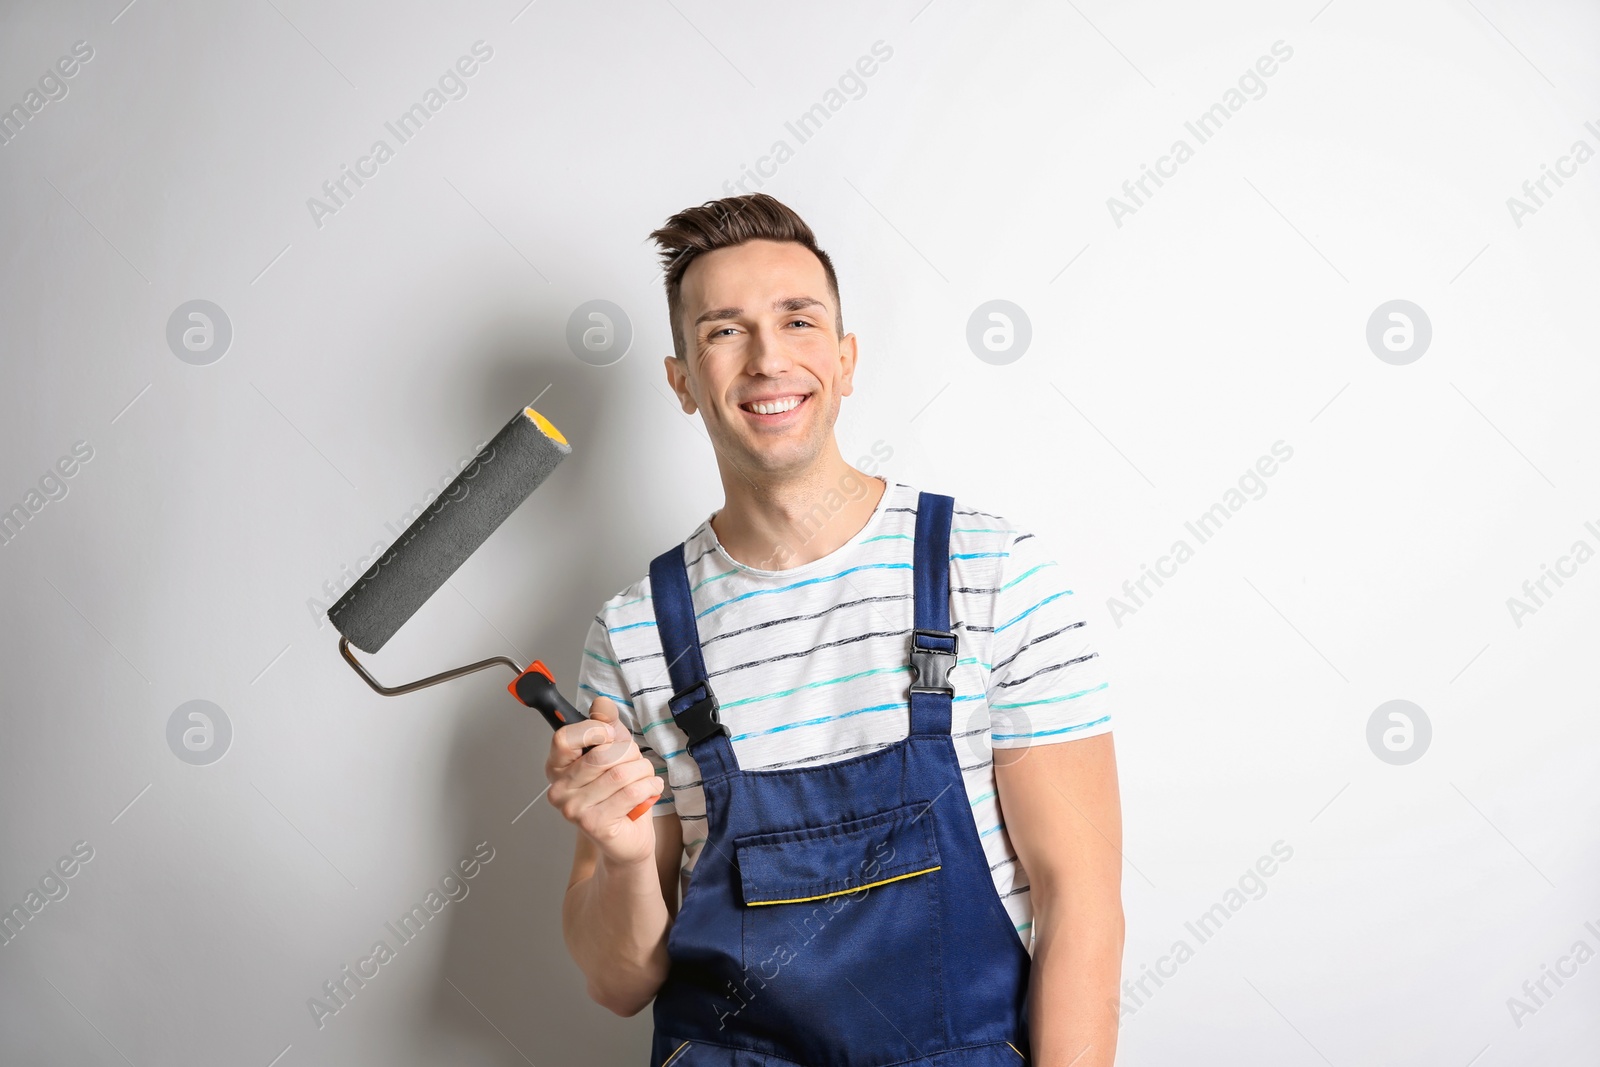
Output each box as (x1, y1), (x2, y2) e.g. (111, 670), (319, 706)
(509, 661), (652, 820)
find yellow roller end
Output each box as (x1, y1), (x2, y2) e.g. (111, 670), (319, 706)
(525, 407), (568, 446)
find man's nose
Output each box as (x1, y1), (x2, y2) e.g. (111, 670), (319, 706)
(746, 320), (794, 373)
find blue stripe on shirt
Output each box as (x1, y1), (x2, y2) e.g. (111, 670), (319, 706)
(696, 562), (911, 618)
(993, 589), (1075, 634)
(992, 713), (1111, 741)
(989, 683), (1108, 710)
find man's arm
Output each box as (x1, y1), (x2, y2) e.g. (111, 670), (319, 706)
(557, 613), (682, 1016)
(996, 733), (1124, 1066)
(978, 519), (1121, 1062)
(561, 799), (683, 1016)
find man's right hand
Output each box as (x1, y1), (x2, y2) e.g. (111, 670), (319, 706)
(545, 695), (665, 866)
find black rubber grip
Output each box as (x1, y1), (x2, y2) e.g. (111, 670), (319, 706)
(512, 670), (587, 733)
(511, 665), (653, 821)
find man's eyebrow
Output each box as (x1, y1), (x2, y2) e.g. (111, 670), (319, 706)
(694, 296), (826, 328)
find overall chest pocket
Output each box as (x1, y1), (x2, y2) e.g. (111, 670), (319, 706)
(728, 802), (946, 1052)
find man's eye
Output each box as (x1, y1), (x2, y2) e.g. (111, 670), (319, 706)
(711, 326), (738, 337)
(788, 319), (813, 328)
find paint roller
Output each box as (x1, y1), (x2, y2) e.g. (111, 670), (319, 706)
(328, 405), (652, 821)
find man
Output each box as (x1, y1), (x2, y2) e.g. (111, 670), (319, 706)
(546, 193), (1123, 1066)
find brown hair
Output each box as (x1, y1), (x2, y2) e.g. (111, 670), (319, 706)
(647, 193), (843, 361)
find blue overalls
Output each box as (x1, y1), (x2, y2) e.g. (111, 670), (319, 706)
(645, 492), (1033, 1066)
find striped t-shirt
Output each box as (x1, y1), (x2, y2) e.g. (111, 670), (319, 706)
(575, 478), (1111, 950)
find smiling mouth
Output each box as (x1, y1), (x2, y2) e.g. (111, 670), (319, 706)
(739, 395), (807, 416)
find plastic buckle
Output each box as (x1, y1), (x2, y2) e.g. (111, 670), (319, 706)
(909, 628), (958, 694)
(670, 680), (727, 746)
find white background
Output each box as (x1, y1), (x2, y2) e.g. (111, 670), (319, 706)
(1, 1), (1597, 1064)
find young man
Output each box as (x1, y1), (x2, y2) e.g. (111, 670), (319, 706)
(546, 193), (1124, 1066)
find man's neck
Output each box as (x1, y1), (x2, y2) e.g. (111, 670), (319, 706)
(710, 448), (887, 571)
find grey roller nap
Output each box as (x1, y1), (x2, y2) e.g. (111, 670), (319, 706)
(328, 406), (570, 653)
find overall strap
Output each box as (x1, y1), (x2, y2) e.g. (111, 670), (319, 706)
(648, 543), (738, 778)
(909, 492), (957, 738)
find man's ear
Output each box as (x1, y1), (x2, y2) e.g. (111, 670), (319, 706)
(837, 333), (860, 398)
(663, 355), (698, 414)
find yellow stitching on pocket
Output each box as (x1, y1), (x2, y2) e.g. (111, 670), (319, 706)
(662, 1040), (692, 1066)
(1006, 1040), (1026, 1060)
(744, 865), (942, 906)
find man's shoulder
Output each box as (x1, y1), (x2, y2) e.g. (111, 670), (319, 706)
(587, 520), (716, 641)
(930, 490), (1031, 557)
(949, 497), (1022, 531)
(883, 482), (1019, 526)
(882, 486), (1034, 608)
(593, 573), (651, 617)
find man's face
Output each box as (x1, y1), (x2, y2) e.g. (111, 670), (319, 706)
(666, 239), (857, 479)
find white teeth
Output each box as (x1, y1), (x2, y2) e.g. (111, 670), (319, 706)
(747, 396), (801, 415)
